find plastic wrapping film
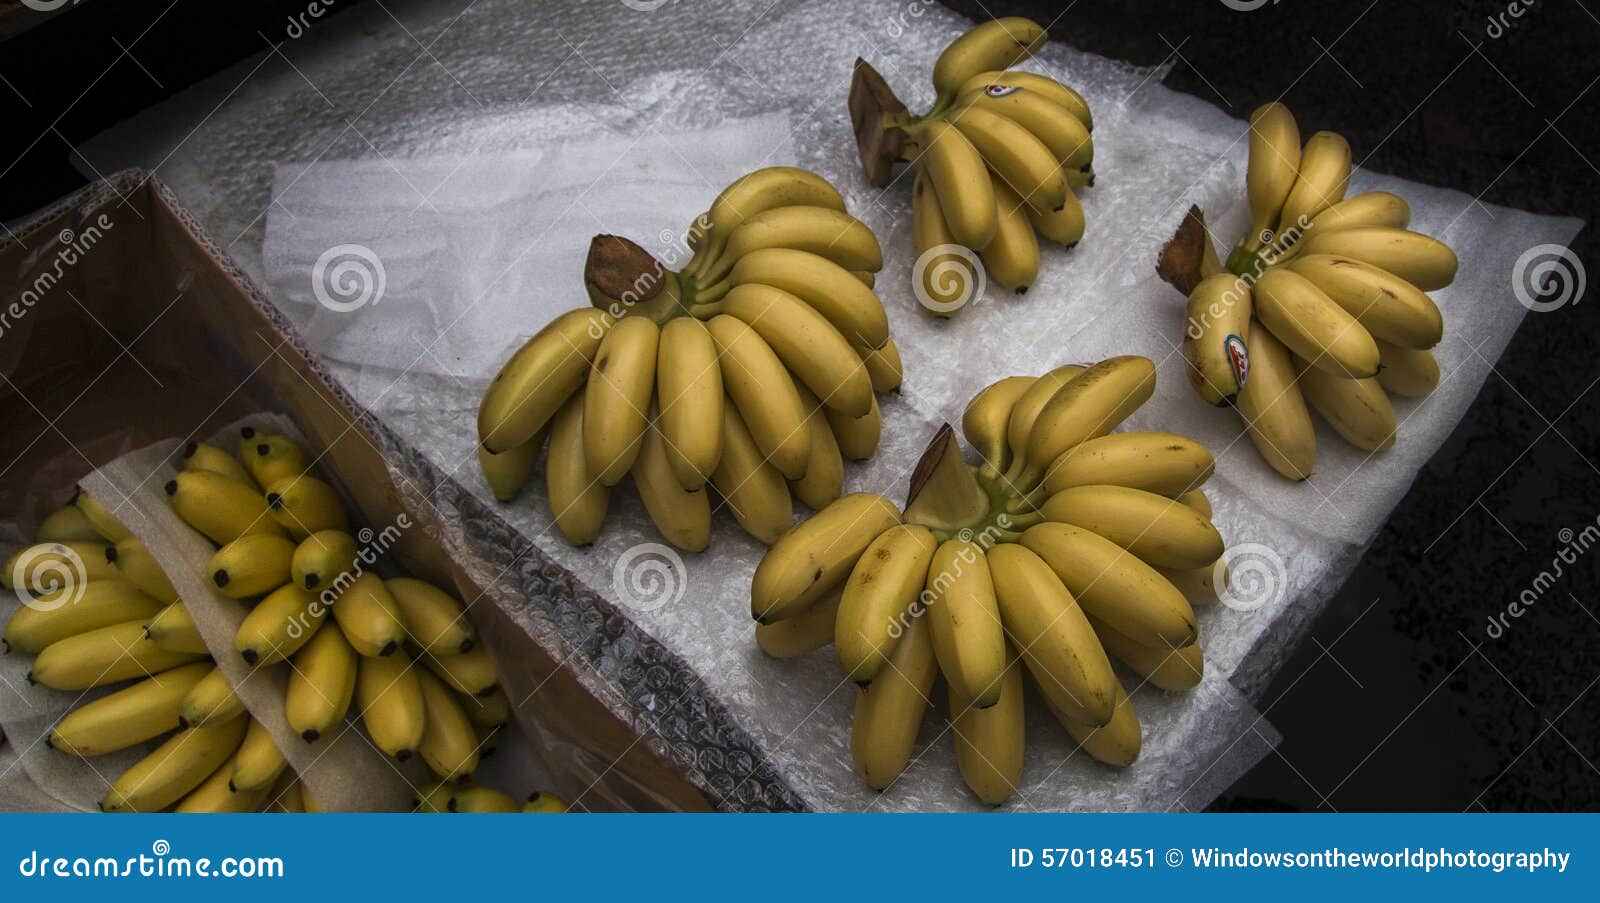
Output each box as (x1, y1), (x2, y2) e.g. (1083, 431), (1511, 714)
(72, 0), (1581, 809)
(0, 410), (546, 811)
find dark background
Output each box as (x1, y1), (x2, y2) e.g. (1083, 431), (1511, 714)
(2, 0), (1596, 810)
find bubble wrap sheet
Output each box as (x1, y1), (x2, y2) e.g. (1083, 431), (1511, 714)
(75, 0), (1580, 810)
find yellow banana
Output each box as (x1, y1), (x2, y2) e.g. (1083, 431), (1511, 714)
(754, 584), (842, 659)
(478, 307), (611, 454)
(291, 529), (358, 594)
(424, 645), (498, 697)
(931, 17), (1047, 104)
(266, 773), (305, 813)
(181, 441), (255, 486)
(1004, 363), (1085, 476)
(74, 491), (130, 542)
(1236, 325), (1317, 480)
(3, 580), (162, 655)
(1252, 268), (1380, 378)
(949, 647), (1024, 805)
(449, 786), (520, 813)
(717, 284), (873, 416)
(165, 470), (286, 544)
(545, 391), (610, 546)
(963, 375), (1035, 474)
(1245, 102), (1301, 249)
(357, 651), (426, 761)
(1090, 614), (1204, 691)
(108, 537), (178, 603)
(913, 121), (996, 251)
(34, 503), (102, 542)
(836, 523), (937, 683)
(851, 270), (876, 288)
(1041, 431), (1214, 498)
(705, 314), (810, 479)
(721, 247), (891, 349)
(478, 437), (539, 502)
(177, 750), (268, 813)
(633, 407), (714, 550)
(709, 402), (793, 545)
(237, 584), (325, 666)
(1027, 186), (1085, 246)
(264, 474), (349, 538)
(1014, 356), (1157, 491)
(961, 85), (1093, 181)
(581, 315), (659, 485)
(237, 429), (310, 487)
(101, 717), (247, 812)
(417, 668), (479, 782)
(1299, 190), (1412, 238)
(330, 572), (408, 657)
(385, 577), (474, 656)
(688, 167), (846, 280)
(986, 542), (1119, 724)
(523, 791), (570, 813)
(180, 666), (246, 727)
(229, 717), (288, 792)
(1048, 682), (1141, 767)
(947, 103), (1068, 213)
(978, 174), (1041, 292)
(29, 620), (204, 690)
(1293, 226), (1457, 291)
(1275, 131), (1351, 238)
(655, 317), (724, 490)
(1182, 273), (1253, 406)
(1288, 254), (1444, 348)
(1156, 560), (1228, 606)
(787, 385), (845, 513)
(924, 538), (1007, 708)
(750, 492), (900, 623)
(1038, 485), (1225, 571)
(208, 533), (295, 599)
(856, 337), (902, 393)
(957, 70), (1091, 131)
(703, 206), (883, 284)
(1297, 367), (1397, 452)
(911, 165), (984, 315)
(49, 661), (211, 756)
(285, 622), (357, 742)
(146, 603), (207, 655)
(462, 687), (509, 729)
(851, 611), (936, 790)
(1375, 339), (1440, 397)
(825, 391), (881, 461)
(3, 540), (115, 589)
(1180, 488), (1212, 518)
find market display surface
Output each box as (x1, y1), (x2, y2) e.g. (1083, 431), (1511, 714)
(63, 0), (1583, 811)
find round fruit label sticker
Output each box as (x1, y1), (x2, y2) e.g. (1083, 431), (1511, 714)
(1225, 334), (1250, 389)
(983, 84), (1020, 97)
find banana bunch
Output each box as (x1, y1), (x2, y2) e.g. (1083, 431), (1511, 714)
(1174, 103), (1455, 479)
(748, 358), (1227, 804)
(477, 167), (901, 549)
(850, 17), (1094, 314)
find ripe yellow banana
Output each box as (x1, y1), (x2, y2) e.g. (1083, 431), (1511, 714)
(266, 773), (305, 813)
(825, 391), (881, 461)
(1156, 560), (1227, 606)
(1275, 130), (1351, 238)
(285, 622), (357, 742)
(1048, 681), (1140, 767)
(710, 402), (794, 545)
(1180, 488), (1212, 518)
(963, 375), (1035, 474)
(478, 307), (611, 454)
(49, 661), (211, 756)
(1183, 273), (1253, 406)
(703, 206), (883, 284)
(722, 247), (891, 349)
(1252, 268), (1380, 378)
(1245, 102), (1301, 249)
(836, 523), (937, 683)
(522, 791), (569, 813)
(238, 431), (309, 488)
(957, 70), (1092, 131)
(1297, 366), (1397, 452)
(1027, 186), (1085, 246)
(931, 17), (1047, 104)
(264, 475), (349, 539)
(851, 611), (937, 790)
(417, 668), (479, 782)
(1236, 325), (1317, 480)
(717, 283), (874, 416)
(913, 121), (996, 251)
(856, 337), (902, 393)
(208, 533), (295, 599)
(911, 165), (983, 316)
(1015, 356), (1156, 490)
(107, 537), (178, 603)
(462, 687), (509, 729)
(1004, 363), (1085, 476)
(449, 787), (521, 812)
(165, 470), (286, 545)
(357, 651), (426, 761)
(1288, 254), (1444, 348)
(331, 572), (408, 657)
(978, 175), (1041, 292)
(3, 540), (114, 589)
(688, 167), (846, 280)
(751, 492), (901, 623)
(34, 503), (102, 542)
(949, 648), (1025, 806)
(629, 418), (711, 552)
(947, 103), (1068, 212)
(384, 577), (473, 656)
(101, 717), (247, 813)
(146, 603), (207, 654)
(655, 317), (724, 490)
(705, 314), (810, 480)
(181, 440), (255, 486)
(967, 85), (1093, 184)
(924, 538), (1007, 708)
(1293, 226), (1457, 291)
(1041, 431), (1214, 498)
(74, 491), (130, 542)
(1039, 485), (1225, 571)
(986, 542), (1118, 725)
(3, 580), (162, 655)
(237, 584), (325, 666)
(178, 750), (269, 813)
(229, 717), (288, 792)
(180, 666), (246, 727)
(29, 619), (204, 690)
(1375, 340), (1440, 397)
(581, 314), (659, 485)
(478, 437), (540, 502)
(542, 392), (610, 546)
(754, 584), (842, 659)
(290, 529), (358, 594)
(1090, 614), (1204, 691)
(1300, 190), (1412, 237)
(787, 385), (845, 513)
(423, 646), (497, 698)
